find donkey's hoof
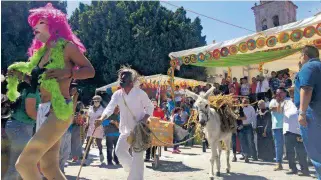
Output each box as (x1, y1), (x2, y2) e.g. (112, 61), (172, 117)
(216, 172), (221, 177)
(209, 177), (214, 180)
(226, 169), (230, 173)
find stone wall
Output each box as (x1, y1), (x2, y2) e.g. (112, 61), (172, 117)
(252, 1), (297, 32)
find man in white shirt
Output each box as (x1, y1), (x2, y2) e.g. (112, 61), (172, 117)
(256, 75), (270, 101)
(283, 96), (309, 176)
(96, 67), (153, 180)
(238, 98), (258, 163)
(174, 85), (182, 107)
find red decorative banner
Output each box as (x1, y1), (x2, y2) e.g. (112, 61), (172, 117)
(213, 49), (221, 59)
(304, 26), (316, 38)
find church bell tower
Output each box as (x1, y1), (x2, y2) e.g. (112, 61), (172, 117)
(252, 0), (297, 32)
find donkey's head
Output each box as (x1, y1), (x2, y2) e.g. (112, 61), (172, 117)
(185, 86), (215, 126)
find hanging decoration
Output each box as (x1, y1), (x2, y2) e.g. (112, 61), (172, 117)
(256, 37), (266, 49)
(258, 62), (264, 72)
(197, 52), (206, 62)
(177, 58), (183, 66)
(239, 42), (248, 53)
(227, 67), (232, 77)
(247, 39), (256, 50)
(220, 47), (229, 57)
(191, 48), (302, 67)
(303, 26), (316, 38)
(167, 67), (174, 76)
(171, 23), (321, 63)
(213, 49), (221, 59)
(278, 32), (290, 43)
(266, 36), (277, 47)
(170, 59), (177, 67)
(168, 20), (321, 77)
(205, 51), (212, 60)
(190, 54), (197, 63)
(316, 23), (321, 36)
(183, 56), (190, 65)
(229, 45), (238, 55)
(290, 29), (303, 42)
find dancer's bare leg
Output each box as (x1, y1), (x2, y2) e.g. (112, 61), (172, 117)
(15, 112), (71, 180)
(40, 140), (65, 179)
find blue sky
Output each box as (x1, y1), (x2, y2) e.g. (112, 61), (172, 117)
(67, 1), (321, 44)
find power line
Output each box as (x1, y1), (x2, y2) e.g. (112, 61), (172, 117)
(160, 0), (256, 33)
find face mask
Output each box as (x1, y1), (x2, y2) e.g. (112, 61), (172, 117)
(120, 71), (132, 88)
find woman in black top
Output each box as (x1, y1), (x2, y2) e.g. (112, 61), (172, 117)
(256, 100), (275, 161)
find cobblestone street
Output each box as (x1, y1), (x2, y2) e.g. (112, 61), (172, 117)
(65, 145), (316, 180)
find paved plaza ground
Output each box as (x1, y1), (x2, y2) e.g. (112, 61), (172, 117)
(65, 145), (316, 180)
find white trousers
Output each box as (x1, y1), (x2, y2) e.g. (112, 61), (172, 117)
(115, 133), (144, 180)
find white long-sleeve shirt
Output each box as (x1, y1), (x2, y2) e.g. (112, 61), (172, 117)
(256, 79), (270, 93)
(101, 87), (154, 134)
(243, 105), (257, 128)
(283, 100), (301, 135)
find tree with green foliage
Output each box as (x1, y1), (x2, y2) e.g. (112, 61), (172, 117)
(2, 1), (207, 103)
(68, 1), (207, 102)
(1, 1), (67, 70)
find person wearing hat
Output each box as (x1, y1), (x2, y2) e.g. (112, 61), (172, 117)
(83, 95), (105, 166)
(96, 66), (153, 180)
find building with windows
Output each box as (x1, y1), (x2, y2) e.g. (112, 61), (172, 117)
(252, 1), (297, 32)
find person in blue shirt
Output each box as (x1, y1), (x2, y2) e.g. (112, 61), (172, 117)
(294, 45), (321, 179)
(166, 95), (175, 117)
(269, 71), (280, 94)
(103, 106), (120, 166)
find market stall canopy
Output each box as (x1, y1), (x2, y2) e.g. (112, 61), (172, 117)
(168, 14), (321, 67)
(95, 74), (207, 93)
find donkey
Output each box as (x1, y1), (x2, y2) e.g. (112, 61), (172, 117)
(185, 87), (233, 179)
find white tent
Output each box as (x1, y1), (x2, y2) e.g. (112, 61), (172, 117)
(168, 14), (321, 82)
(95, 74), (207, 93)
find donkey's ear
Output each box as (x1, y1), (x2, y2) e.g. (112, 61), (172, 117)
(204, 86), (215, 99)
(184, 89), (199, 100)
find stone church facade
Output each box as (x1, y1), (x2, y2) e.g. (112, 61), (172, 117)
(252, 1), (297, 32)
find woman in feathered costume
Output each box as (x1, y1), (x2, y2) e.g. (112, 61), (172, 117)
(6, 3), (95, 179)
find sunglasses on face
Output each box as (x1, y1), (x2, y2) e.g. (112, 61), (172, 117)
(93, 100), (100, 103)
